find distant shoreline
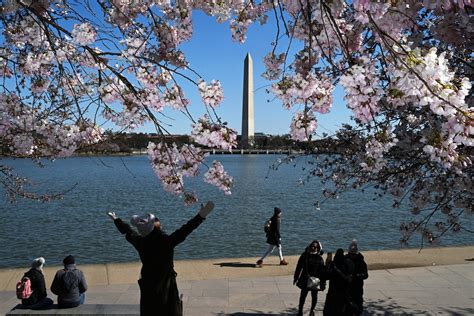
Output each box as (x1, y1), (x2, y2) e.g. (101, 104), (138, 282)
(2, 149), (304, 158)
(0, 152), (144, 158)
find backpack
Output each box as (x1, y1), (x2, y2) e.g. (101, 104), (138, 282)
(16, 277), (32, 299)
(264, 219), (272, 233)
(61, 270), (79, 292)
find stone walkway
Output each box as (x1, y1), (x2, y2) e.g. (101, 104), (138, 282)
(1, 263), (473, 315)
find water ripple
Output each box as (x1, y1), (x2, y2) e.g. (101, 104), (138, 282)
(0, 155), (472, 268)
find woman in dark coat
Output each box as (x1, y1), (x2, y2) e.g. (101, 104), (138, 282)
(107, 201), (214, 316)
(20, 257), (53, 309)
(345, 240), (368, 315)
(323, 248), (356, 316)
(293, 240), (326, 316)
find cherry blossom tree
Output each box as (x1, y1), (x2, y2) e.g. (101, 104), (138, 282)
(0, 0), (472, 243)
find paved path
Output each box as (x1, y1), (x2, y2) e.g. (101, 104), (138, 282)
(1, 263), (473, 315)
(2, 246), (473, 290)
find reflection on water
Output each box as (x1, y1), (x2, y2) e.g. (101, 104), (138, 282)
(0, 155), (472, 268)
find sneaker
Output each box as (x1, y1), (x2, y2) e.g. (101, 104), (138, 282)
(280, 259), (289, 265)
(256, 259), (263, 267)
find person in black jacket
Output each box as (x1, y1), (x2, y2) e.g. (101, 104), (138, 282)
(256, 207), (288, 267)
(293, 241), (326, 316)
(345, 240), (368, 315)
(51, 255), (88, 308)
(19, 257), (53, 309)
(323, 248), (356, 316)
(106, 201), (214, 316)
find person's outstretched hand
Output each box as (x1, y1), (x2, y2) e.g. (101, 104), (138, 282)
(198, 201), (215, 218)
(106, 211), (118, 220)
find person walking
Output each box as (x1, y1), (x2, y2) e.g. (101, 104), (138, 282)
(293, 241), (326, 316)
(323, 248), (356, 316)
(256, 207), (288, 267)
(51, 255), (88, 308)
(106, 201), (214, 316)
(345, 239), (368, 315)
(17, 257), (53, 310)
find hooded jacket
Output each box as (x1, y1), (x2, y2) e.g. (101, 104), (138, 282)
(293, 241), (326, 290)
(21, 268), (47, 306)
(51, 265), (87, 307)
(345, 252), (368, 285)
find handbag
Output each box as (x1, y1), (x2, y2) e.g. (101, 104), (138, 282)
(305, 256), (320, 290)
(306, 276), (320, 290)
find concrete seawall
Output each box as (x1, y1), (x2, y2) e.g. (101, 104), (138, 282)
(1, 245), (473, 291)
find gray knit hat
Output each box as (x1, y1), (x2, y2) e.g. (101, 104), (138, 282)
(131, 213), (157, 237)
(348, 239), (359, 254)
(31, 257), (45, 270)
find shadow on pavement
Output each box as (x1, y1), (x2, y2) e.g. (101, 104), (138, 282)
(364, 299), (474, 315)
(221, 314), (287, 316)
(214, 262), (258, 268)
(365, 299), (426, 315)
(218, 307), (298, 315)
(437, 306), (474, 315)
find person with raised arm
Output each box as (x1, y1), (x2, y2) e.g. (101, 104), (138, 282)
(106, 201), (214, 316)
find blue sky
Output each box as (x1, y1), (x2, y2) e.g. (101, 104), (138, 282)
(134, 11), (354, 137)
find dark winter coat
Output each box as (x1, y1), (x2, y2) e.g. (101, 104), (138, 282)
(51, 265), (87, 308)
(323, 257), (356, 316)
(345, 252), (368, 314)
(114, 214), (205, 316)
(294, 252), (326, 290)
(265, 215), (281, 245)
(21, 268), (47, 306)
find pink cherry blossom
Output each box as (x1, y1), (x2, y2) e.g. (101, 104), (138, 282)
(360, 129), (398, 173)
(198, 80), (224, 108)
(262, 52), (285, 80)
(290, 111), (317, 142)
(163, 85), (190, 110)
(71, 23), (97, 46)
(204, 160), (233, 195)
(191, 115), (237, 151)
(340, 56), (382, 123)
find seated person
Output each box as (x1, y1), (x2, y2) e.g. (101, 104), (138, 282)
(18, 257), (53, 309)
(51, 255), (87, 308)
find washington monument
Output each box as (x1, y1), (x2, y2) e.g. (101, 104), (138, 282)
(241, 53), (255, 148)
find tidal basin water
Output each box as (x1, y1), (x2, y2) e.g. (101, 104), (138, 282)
(0, 155), (472, 268)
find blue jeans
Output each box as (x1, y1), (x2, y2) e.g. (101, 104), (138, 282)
(79, 293), (85, 305)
